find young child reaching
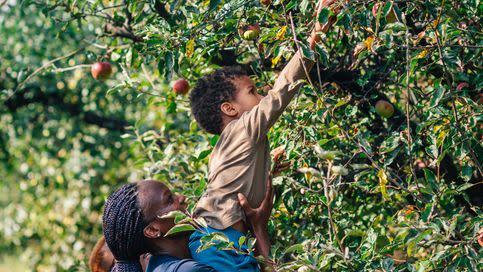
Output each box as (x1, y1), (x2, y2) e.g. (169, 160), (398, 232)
(188, 1), (337, 271)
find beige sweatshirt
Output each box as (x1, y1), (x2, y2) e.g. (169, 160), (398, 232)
(194, 50), (315, 230)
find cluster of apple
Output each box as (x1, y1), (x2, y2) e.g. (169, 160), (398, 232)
(236, 1), (273, 41)
(91, 61), (190, 95)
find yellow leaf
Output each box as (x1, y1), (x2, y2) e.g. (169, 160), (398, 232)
(186, 39), (195, 58)
(433, 125), (441, 132)
(432, 19), (439, 28)
(271, 53), (282, 68)
(417, 49), (429, 59)
(363, 27), (374, 34)
(364, 36), (375, 51)
(303, 163), (312, 182)
(377, 169), (389, 200)
(276, 26), (287, 40)
(436, 130), (447, 147)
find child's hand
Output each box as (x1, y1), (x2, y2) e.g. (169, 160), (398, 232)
(309, 0), (340, 49)
(271, 146), (290, 177)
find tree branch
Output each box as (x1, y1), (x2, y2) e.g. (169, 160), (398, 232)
(104, 23), (144, 42)
(4, 85), (130, 132)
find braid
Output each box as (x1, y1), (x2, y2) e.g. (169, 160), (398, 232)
(102, 183), (147, 272)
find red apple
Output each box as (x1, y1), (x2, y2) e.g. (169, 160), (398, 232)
(456, 82), (469, 91)
(414, 159), (426, 170)
(247, 24), (260, 32)
(91, 62), (112, 80)
(173, 79), (190, 95)
(260, 0), (271, 6)
(375, 100), (394, 118)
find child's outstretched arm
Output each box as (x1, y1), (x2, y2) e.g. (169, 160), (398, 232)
(242, 0), (337, 144)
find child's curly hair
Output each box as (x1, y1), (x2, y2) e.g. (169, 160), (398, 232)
(190, 66), (247, 135)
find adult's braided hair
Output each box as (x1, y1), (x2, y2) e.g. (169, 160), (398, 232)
(103, 183), (148, 272)
(190, 66), (247, 135)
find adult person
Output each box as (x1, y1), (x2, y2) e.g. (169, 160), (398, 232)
(96, 176), (274, 272)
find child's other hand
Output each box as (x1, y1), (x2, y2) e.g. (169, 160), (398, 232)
(271, 146), (290, 177)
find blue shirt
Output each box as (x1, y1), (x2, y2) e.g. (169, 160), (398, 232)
(146, 255), (217, 272)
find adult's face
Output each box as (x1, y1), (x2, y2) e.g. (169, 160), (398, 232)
(137, 180), (188, 239)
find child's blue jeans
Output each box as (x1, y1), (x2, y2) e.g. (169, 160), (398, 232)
(188, 226), (261, 272)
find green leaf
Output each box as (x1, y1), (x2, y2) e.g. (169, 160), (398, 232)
(407, 229), (432, 256)
(456, 183), (477, 192)
(430, 87), (445, 108)
(209, 0), (221, 11)
(238, 236), (246, 247)
(164, 52), (174, 80)
(423, 169), (438, 192)
(159, 210), (186, 220)
(299, 42), (315, 61)
(196, 149), (212, 161)
(336, 13), (351, 29)
(209, 135), (220, 146)
(283, 244), (304, 255)
(318, 8), (330, 25)
(167, 99), (177, 114)
(164, 224), (195, 237)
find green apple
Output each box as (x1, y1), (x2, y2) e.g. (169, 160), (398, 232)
(375, 100), (394, 118)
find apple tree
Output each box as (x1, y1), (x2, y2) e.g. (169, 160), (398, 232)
(1, 0), (482, 271)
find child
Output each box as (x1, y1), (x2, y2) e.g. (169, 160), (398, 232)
(188, 1), (337, 271)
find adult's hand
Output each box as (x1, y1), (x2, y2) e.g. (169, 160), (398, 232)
(238, 176), (274, 260)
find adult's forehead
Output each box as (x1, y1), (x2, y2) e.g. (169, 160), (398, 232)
(137, 180), (170, 217)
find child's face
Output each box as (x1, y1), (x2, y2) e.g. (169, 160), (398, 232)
(230, 75), (263, 116)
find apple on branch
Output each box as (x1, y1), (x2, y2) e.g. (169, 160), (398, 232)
(172, 78), (190, 95)
(260, 0), (271, 6)
(243, 24), (260, 40)
(375, 100), (394, 118)
(91, 62), (112, 81)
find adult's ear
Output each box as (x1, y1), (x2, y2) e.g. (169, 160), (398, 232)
(220, 102), (238, 117)
(144, 222), (163, 239)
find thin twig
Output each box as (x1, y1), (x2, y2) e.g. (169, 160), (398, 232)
(9, 47), (85, 100)
(402, 11), (419, 193)
(52, 64), (92, 73)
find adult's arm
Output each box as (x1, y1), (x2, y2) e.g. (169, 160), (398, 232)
(237, 176), (274, 260)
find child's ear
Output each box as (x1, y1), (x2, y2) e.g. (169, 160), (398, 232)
(220, 102), (238, 117)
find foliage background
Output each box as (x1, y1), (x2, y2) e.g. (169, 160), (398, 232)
(0, 0), (482, 271)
